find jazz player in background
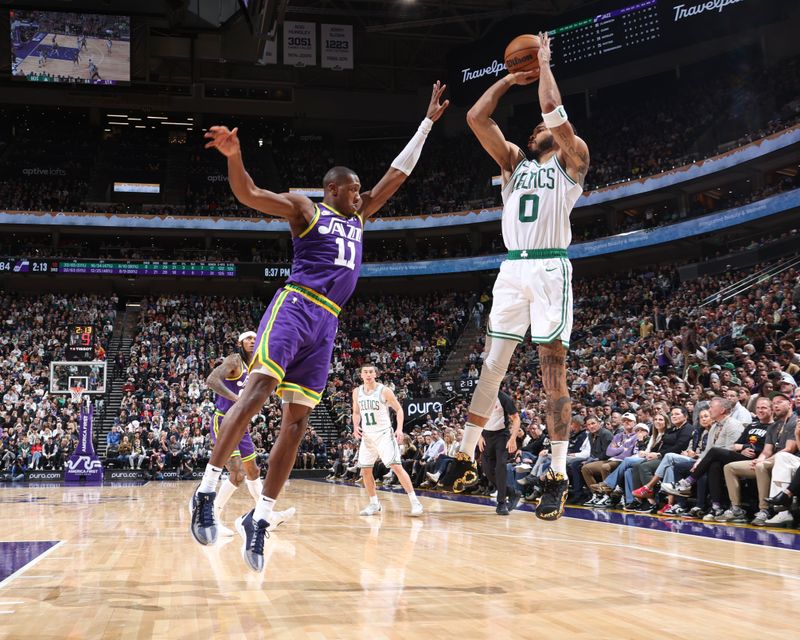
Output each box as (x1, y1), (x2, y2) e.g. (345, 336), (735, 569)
(453, 32), (589, 520)
(205, 331), (294, 537)
(353, 363), (423, 517)
(190, 81), (449, 572)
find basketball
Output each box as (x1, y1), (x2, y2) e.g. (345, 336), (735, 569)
(504, 34), (541, 75)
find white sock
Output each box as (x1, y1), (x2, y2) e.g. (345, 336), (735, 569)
(199, 464), (223, 494)
(370, 495), (379, 505)
(253, 495), (276, 523)
(245, 477), (262, 502)
(550, 441), (568, 475)
(459, 423), (483, 460)
(408, 491), (419, 505)
(216, 478), (238, 511)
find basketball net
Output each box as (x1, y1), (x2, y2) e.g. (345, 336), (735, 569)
(69, 386), (85, 405)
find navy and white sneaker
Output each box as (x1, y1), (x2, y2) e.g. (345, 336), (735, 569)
(188, 487), (217, 546)
(235, 509), (270, 573)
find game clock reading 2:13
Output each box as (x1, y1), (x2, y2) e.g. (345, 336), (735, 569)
(68, 324), (95, 360)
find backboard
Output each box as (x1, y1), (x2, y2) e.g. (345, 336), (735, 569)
(49, 361), (107, 395)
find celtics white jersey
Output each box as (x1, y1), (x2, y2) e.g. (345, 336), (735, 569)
(500, 154), (582, 250)
(357, 383), (392, 433)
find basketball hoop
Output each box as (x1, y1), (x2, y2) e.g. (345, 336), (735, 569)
(69, 386), (85, 404)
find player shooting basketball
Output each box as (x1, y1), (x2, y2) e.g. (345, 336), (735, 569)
(454, 32), (589, 520)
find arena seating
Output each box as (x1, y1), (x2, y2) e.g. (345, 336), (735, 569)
(0, 52), (797, 223)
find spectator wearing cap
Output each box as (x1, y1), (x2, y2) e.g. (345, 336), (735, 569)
(583, 415), (638, 507)
(724, 390), (797, 525)
(759, 391), (800, 526)
(590, 416), (649, 500)
(662, 397), (772, 520)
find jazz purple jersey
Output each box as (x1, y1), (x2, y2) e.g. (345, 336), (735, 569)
(214, 360), (247, 414)
(211, 357), (256, 461)
(286, 203), (363, 310)
(250, 202), (365, 407)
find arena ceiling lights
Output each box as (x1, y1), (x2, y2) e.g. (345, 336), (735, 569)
(104, 113), (194, 130)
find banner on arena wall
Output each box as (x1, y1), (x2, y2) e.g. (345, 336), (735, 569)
(403, 396), (448, 423)
(259, 37), (277, 65)
(21, 167), (68, 177)
(284, 21), (316, 67)
(105, 469), (145, 481)
(27, 470), (65, 482)
(321, 24), (353, 70)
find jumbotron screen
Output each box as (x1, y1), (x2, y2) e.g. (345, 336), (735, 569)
(10, 10), (130, 85)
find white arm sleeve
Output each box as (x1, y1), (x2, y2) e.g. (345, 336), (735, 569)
(390, 118), (434, 175)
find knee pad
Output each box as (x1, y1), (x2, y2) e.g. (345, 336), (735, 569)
(469, 336), (517, 418)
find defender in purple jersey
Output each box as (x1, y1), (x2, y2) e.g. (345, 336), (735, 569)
(204, 332), (295, 537)
(188, 81), (450, 569)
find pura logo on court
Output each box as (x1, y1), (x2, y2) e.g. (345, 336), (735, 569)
(672, 0), (745, 22)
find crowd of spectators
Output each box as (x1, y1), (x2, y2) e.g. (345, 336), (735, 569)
(2, 51), (798, 224)
(322, 253), (799, 527)
(1, 243), (798, 530)
(103, 289), (469, 480)
(0, 292), (117, 480)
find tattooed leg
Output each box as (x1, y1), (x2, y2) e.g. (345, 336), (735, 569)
(539, 341), (571, 475)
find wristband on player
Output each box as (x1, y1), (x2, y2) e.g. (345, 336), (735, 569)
(390, 118), (434, 176)
(541, 105), (568, 129)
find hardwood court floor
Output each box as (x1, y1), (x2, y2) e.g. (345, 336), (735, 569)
(1, 480), (799, 640)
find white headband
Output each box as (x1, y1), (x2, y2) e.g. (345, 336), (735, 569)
(238, 331), (257, 343)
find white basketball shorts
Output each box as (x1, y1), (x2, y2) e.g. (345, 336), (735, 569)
(357, 428), (402, 468)
(488, 257), (573, 347)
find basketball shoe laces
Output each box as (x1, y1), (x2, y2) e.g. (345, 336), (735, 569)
(252, 520), (270, 555)
(197, 493), (215, 528)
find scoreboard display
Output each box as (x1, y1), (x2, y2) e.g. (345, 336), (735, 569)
(67, 324), (95, 360)
(549, 1), (661, 68)
(0, 258), (291, 280)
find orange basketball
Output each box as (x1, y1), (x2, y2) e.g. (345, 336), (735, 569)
(504, 34), (541, 75)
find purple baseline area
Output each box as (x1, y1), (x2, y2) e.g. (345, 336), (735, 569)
(312, 479), (800, 552)
(12, 32), (46, 59)
(0, 540), (58, 584)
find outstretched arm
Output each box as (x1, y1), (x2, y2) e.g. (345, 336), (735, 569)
(204, 126), (315, 228)
(536, 33), (590, 185)
(466, 72), (536, 175)
(359, 81), (449, 219)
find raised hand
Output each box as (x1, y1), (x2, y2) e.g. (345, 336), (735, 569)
(538, 31), (552, 66)
(204, 125), (241, 157)
(426, 80), (450, 122)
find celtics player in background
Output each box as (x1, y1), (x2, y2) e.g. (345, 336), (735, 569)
(353, 363), (423, 517)
(190, 81), (449, 572)
(453, 32), (589, 520)
(205, 331), (294, 537)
